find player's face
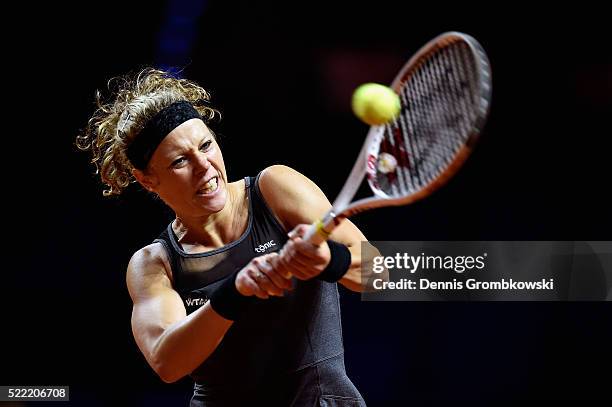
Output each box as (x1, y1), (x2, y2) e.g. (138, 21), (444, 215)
(145, 119), (228, 217)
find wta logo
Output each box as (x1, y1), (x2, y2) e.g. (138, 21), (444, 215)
(255, 240), (277, 253)
(185, 297), (207, 307)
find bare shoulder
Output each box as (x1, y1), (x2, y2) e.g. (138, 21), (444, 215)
(258, 165), (331, 229)
(126, 242), (173, 302)
(259, 165), (324, 199)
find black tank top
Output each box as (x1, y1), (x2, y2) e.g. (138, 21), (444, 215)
(153, 174), (345, 390)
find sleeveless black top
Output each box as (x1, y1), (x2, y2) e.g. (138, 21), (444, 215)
(153, 174), (345, 392)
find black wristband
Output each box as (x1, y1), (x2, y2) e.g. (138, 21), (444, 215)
(209, 270), (253, 321)
(318, 240), (352, 283)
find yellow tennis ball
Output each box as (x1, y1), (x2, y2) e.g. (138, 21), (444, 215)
(351, 83), (401, 125)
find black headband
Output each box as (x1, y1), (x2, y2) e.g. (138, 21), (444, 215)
(126, 100), (202, 170)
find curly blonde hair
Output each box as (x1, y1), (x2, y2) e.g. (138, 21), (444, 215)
(76, 68), (220, 196)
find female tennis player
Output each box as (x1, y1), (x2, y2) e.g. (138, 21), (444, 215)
(77, 68), (370, 406)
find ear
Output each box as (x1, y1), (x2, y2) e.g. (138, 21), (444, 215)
(132, 168), (159, 193)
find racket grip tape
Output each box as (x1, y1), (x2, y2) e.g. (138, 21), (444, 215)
(304, 220), (330, 245)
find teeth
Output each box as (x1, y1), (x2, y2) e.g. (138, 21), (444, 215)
(199, 177), (218, 194)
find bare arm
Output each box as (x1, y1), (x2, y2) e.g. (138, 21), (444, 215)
(127, 243), (232, 383)
(258, 165), (379, 292)
(127, 244), (289, 383)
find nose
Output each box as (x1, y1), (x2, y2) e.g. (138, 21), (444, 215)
(194, 151), (211, 174)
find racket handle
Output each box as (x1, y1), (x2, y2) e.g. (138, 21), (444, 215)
(304, 210), (342, 246)
(280, 211), (342, 279)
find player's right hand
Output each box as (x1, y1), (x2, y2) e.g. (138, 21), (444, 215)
(235, 253), (293, 299)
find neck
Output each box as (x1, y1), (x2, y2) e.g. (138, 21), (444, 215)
(174, 180), (247, 249)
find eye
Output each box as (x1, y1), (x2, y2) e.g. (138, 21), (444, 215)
(171, 157), (186, 167)
(200, 140), (213, 151)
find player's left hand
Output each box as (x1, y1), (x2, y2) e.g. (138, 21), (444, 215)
(273, 224), (331, 280)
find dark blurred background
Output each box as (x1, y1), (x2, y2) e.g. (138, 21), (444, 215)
(3, 0), (611, 405)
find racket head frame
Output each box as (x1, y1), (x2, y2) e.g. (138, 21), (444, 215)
(306, 32), (492, 243)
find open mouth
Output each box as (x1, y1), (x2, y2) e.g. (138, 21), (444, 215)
(197, 176), (219, 195)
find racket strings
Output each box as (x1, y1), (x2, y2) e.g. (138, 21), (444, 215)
(412, 57), (454, 179)
(377, 41), (483, 198)
(392, 56), (455, 193)
(449, 43), (481, 133)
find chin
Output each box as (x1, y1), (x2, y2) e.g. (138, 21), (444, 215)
(207, 192), (228, 213)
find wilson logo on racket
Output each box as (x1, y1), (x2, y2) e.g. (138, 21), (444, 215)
(366, 154), (378, 185)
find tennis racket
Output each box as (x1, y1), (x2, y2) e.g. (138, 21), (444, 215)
(305, 31), (492, 245)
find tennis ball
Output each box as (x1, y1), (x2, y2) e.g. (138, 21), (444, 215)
(351, 83), (401, 125)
